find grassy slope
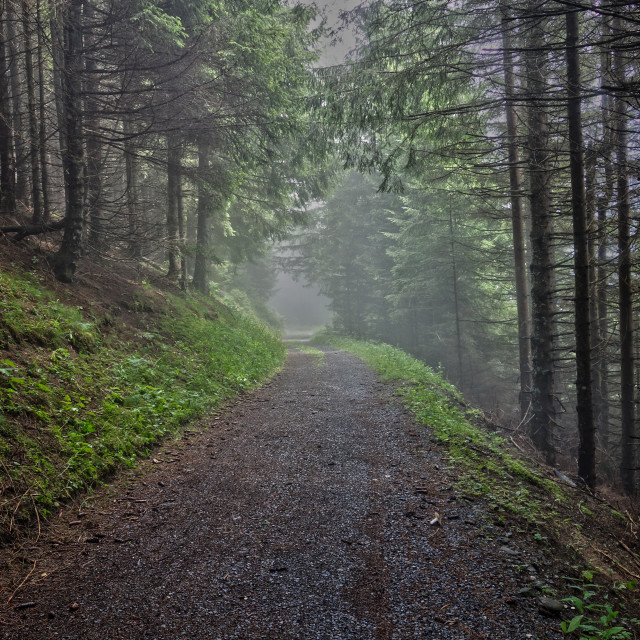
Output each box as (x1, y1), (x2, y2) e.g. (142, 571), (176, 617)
(0, 260), (284, 541)
(317, 333), (640, 638)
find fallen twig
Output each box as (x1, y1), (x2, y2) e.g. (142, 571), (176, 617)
(5, 560), (37, 605)
(593, 547), (640, 580)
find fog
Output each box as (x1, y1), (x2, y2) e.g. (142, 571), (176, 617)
(268, 270), (332, 337)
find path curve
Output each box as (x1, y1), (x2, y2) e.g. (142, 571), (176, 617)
(3, 349), (561, 639)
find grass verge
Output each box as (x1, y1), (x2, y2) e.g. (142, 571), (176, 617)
(0, 268), (285, 540)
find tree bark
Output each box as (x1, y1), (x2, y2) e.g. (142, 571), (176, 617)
(166, 134), (180, 279)
(501, 2), (532, 420)
(566, 7), (595, 488)
(612, 14), (635, 495)
(585, 146), (602, 441)
(193, 138), (211, 294)
(525, 5), (556, 465)
(123, 117), (141, 259)
(449, 206), (463, 386)
(6, 3), (28, 205)
(36, 0), (50, 221)
(53, 0), (85, 282)
(21, 0), (43, 221)
(176, 151), (187, 290)
(0, 3), (16, 214)
(84, 0), (103, 252)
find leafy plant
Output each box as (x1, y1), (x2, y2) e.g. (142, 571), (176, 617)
(561, 584), (630, 639)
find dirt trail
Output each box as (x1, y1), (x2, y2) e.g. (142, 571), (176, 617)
(2, 349), (562, 639)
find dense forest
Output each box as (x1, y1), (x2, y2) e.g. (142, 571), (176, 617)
(0, 0), (639, 497)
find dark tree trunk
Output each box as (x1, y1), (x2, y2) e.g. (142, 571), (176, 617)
(36, 0), (50, 221)
(49, 0), (67, 205)
(84, 1), (103, 252)
(449, 206), (463, 386)
(0, 5), (16, 214)
(123, 117), (141, 259)
(192, 139), (211, 294)
(525, 6), (556, 465)
(585, 147), (602, 440)
(501, 1), (532, 419)
(596, 9), (613, 456)
(22, 0), (42, 222)
(6, 4), (28, 205)
(566, 8), (595, 488)
(53, 0), (85, 282)
(166, 134), (180, 279)
(176, 151), (187, 290)
(612, 15), (635, 495)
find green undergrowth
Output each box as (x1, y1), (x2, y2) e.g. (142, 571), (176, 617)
(314, 333), (565, 521)
(0, 267), (285, 540)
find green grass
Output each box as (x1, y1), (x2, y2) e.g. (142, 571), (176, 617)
(0, 268), (285, 537)
(288, 343), (325, 366)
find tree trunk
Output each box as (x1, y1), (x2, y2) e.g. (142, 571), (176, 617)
(585, 147), (602, 440)
(449, 206), (463, 386)
(192, 139), (211, 294)
(6, 4), (28, 206)
(36, 0), (50, 221)
(84, 0), (103, 252)
(612, 15), (635, 495)
(49, 0), (67, 205)
(176, 151), (187, 290)
(22, 0), (43, 222)
(0, 4), (16, 214)
(525, 6), (556, 465)
(501, 1), (532, 419)
(566, 8), (595, 488)
(166, 134), (180, 279)
(53, 0), (84, 282)
(123, 117), (141, 259)
(596, 7), (613, 457)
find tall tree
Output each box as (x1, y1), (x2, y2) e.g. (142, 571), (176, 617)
(525, 4), (556, 465)
(0, 2), (16, 214)
(565, 5), (595, 487)
(612, 13), (635, 494)
(52, 0), (84, 282)
(501, 1), (532, 420)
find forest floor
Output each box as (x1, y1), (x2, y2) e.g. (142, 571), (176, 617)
(1, 346), (602, 640)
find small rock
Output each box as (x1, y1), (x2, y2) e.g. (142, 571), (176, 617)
(69, 602), (80, 611)
(269, 564), (288, 573)
(538, 596), (563, 616)
(518, 586), (537, 597)
(499, 545), (520, 557)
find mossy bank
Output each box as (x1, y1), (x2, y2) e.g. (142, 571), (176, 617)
(0, 262), (285, 542)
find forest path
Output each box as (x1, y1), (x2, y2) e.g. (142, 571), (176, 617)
(3, 349), (561, 639)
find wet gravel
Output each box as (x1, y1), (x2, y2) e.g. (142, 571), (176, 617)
(2, 349), (563, 639)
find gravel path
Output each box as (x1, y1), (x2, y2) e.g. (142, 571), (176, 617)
(2, 349), (563, 639)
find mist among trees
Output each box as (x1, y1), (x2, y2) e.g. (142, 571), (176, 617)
(1, 0), (639, 494)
